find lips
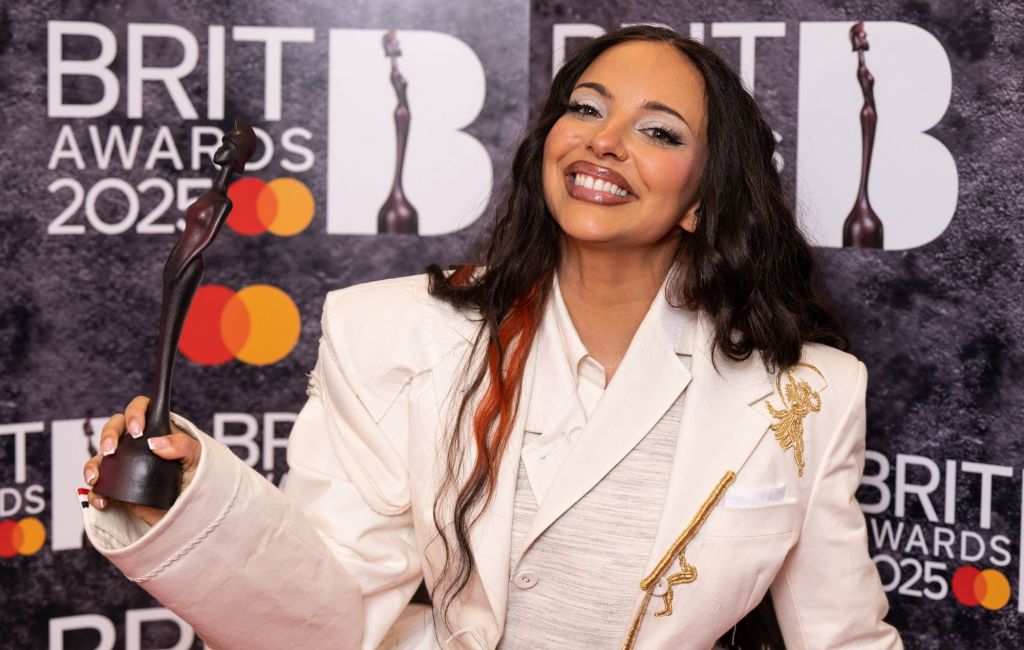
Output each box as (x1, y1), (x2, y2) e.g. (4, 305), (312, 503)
(563, 161), (636, 206)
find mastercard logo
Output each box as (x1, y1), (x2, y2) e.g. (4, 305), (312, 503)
(180, 285), (301, 366)
(227, 177), (315, 236)
(951, 566), (1011, 610)
(0, 517), (46, 558)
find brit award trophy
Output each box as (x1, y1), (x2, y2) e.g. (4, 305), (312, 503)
(92, 120), (257, 509)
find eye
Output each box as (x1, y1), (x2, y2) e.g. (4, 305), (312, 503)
(640, 126), (683, 147)
(566, 100), (602, 119)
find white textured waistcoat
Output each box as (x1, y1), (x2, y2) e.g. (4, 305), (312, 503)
(499, 356), (691, 648)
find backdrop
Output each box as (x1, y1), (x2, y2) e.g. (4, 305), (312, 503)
(2, 0), (1022, 647)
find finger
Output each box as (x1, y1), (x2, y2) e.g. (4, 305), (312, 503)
(99, 414), (126, 457)
(124, 395), (151, 439)
(147, 432), (200, 467)
(83, 454), (103, 487)
(88, 489), (108, 510)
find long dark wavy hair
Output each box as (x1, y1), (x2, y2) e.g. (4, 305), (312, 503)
(424, 25), (846, 648)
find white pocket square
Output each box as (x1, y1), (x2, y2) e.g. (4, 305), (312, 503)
(722, 485), (786, 507)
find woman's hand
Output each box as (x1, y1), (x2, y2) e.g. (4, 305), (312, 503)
(82, 396), (201, 526)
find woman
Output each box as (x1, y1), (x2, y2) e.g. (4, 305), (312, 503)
(83, 26), (902, 649)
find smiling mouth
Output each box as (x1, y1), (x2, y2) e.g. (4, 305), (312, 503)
(563, 171), (636, 206)
(572, 173), (629, 197)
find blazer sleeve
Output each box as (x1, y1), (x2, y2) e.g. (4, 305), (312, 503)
(769, 361), (903, 649)
(83, 301), (424, 650)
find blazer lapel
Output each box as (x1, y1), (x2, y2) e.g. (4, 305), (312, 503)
(642, 313), (776, 583)
(517, 301), (693, 556)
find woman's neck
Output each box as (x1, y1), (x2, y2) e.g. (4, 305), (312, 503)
(556, 242), (675, 383)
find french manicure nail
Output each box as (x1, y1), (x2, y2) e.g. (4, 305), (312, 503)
(148, 436), (169, 450)
(128, 420), (143, 438)
(102, 438), (115, 456)
(85, 469), (97, 485)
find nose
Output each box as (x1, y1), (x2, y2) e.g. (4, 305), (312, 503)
(587, 122), (627, 161)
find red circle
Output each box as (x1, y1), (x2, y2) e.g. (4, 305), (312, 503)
(0, 520), (18, 558)
(952, 566), (982, 606)
(220, 291), (251, 356)
(179, 286), (240, 365)
(226, 178), (269, 235)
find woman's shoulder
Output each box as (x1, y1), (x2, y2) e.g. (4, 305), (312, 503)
(781, 343), (868, 459)
(323, 273), (474, 327)
(324, 273), (439, 311)
(317, 274), (478, 394)
(798, 341), (866, 404)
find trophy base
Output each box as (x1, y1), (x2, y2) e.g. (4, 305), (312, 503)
(92, 435), (182, 510)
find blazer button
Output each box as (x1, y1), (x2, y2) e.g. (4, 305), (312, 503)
(513, 570), (539, 589)
(652, 578), (669, 597)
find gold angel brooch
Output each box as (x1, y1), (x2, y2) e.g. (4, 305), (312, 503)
(764, 363), (825, 477)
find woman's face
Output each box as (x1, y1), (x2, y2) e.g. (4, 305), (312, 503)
(542, 41), (708, 252)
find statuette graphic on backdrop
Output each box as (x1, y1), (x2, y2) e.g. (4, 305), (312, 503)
(843, 21), (884, 249)
(377, 31), (419, 234)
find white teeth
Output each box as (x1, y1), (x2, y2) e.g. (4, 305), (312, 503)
(573, 173), (629, 197)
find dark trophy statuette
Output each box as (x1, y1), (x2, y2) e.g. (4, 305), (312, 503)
(377, 31), (419, 234)
(93, 120), (257, 510)
(842, 22), (884, 249)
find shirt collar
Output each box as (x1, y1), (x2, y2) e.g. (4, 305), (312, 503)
(551, 273), (596, 384)
(525, 272), (697, 435)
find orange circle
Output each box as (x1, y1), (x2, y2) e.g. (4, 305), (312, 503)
(256, 182), (279, 231)
(977, 569), (1011, 610)
(265, 178), (315, 236)
(10, 520), (24, 553)
(974, 572), (988, 602)
(16, 517), (45, 555)
(230, 285), (301, 365)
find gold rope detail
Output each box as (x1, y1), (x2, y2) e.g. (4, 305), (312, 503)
(622, 585), (652, 650)
(652, 550), (697, 617)
(622, 470), (736, 649)
(764, 362), (825, 477)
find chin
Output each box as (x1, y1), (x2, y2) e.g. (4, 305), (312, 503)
(556, 216), (622, 246)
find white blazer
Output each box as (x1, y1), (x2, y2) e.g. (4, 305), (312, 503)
(84, 274), (902, 650)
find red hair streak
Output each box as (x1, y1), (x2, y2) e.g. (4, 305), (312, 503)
(453, 265), (541, 500)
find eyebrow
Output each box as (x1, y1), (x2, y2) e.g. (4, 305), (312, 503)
(573, 82), (692, 131)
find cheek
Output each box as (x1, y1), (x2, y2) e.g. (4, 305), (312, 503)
(543, 119), (578, 161)
(639, 153), (701, 204)
(542, 121), (578, 202)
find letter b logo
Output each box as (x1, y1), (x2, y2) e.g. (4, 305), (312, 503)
(797, 22), (957, 250)
(326, 29), (491, 235)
